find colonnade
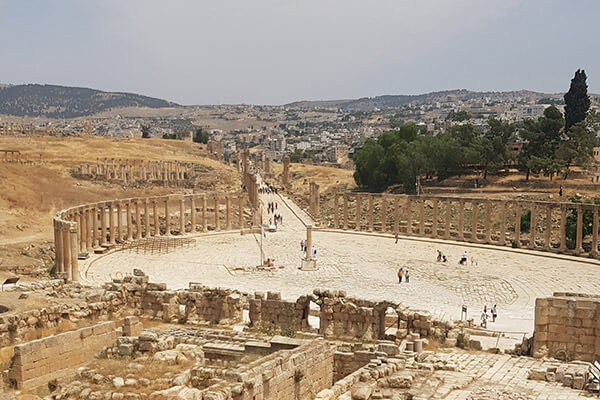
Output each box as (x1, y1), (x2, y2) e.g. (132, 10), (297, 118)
(1, 150), (22, 163)
(331, 193), (600, 258)
(53, 192), (250, 281)
(75, 158), (199, 185)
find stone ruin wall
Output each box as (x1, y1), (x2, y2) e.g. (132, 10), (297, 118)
(249, 288), (450, 343)
(312, 192), (600, 261)
(533, 292), (600, 362)
(8, 321), (117, 390)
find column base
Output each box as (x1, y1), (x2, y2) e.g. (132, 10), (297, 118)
(300, 258), (317, 271)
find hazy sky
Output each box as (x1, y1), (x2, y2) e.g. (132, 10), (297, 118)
(1, 0), (598, 105)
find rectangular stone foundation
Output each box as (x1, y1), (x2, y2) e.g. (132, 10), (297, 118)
(9, 321), (117, 390)
(533, 292), (600, 362)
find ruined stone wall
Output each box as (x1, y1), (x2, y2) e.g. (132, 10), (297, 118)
(533, 292), (600, 362)
(249, 291), (310, 333)
(248, 289), (451, 342)
(8, 321), (117, 390)
(202, 339), (335, 400)
(333, 349), (380, 382)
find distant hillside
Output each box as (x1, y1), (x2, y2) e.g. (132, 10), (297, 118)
(0, 84), (178, 118)
(286, 89), (561, 111)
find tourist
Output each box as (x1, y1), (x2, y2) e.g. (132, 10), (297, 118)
(559, 185), (563, 197)
(480, 309), (488, 328)
(492, 304), (497, 322)
(397, 268), (403, 283)
(312, 246), (317, 258)
(405, 269), (410, 283)
(437, 250), (442, 262)
(460, 251), (468, 265)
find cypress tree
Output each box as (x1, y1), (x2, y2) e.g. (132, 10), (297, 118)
(564, 69), (590, 132)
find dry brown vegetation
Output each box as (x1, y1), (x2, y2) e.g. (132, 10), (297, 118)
(0, 136), (240, 277)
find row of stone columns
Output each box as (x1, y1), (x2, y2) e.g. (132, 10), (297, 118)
(54, 193), (249, 281)
(78, 159), (196, 183)
(331, 193), (597, 257)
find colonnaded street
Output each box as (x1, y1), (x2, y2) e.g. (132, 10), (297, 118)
(82, 189), (600, 335)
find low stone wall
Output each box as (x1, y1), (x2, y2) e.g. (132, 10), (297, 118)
(8, 321), (117, 390)
(533, 292), (600, 362)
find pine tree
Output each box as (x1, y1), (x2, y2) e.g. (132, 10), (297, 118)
(564, 69), (590, 133)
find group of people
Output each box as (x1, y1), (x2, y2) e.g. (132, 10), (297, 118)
(480, 305), (498, 328)
(259, 183), (277, 195)
(397, 267), (410, 283)
(269, 214), (283, 226)
(266, 201), (278, 213)
(300, 240), (317, 258)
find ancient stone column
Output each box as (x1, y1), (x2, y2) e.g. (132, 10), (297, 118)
(499, 202), (507, 246)
(380, 196), (387, 233)
(214, 196), (220, 231)
(444, 199), (451, 240)
(368, 195), (374, 232)
(544, 206), (552, 251)
(343, 194), (349, 230)
(180, 197), (186, 234)
(144, 199), (150, 238)
(108, 202), (115, 244)
(164, 197), (171, 236)
(69, 224), (78, 281)
(99, 203), (106, 246)
(485, 201), (492, 244)
(62, 224), (71, 277)
(458, 201), (465, 240)
(559, 205), (567, 253)
(126, 201), (133, 240)
(355, 194), (361, 230)
(282, 156), (290, 187)
(431, 198), (438, 238)
(80, 208), (88, 252)
(115, 202), (122, 242)
(393, 196), (400, 236)
(592, 207), (599, 258)
(135, 200), (141, 239)
(514, 202), (521, 248)
(190, 196), (196, 233)
(91, 206), (99, 248)
(406, 197), (412, 235)
(226, 196), (232, 230)
(529, 203), (536, 249)
(238, 195), (244, 231)
(418, 198), (425, 236)
(202, 197), (208, 232)
(470, 201), (478, 243)
(306, 225), (313, 258)
(333, 193), (339, 229)
(54, 221), (63, 273)
(153, 199), (160, 236)
(75, 211), (82, 253)
(575, 204), (583, 254)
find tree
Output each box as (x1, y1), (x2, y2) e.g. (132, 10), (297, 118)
(193, 127), (209, 144)
(518, 106), (564, 180)
(478, 119), (515, 179)
(564, 69), (590, 133)
(141, 125), (151, 138)
(556, 121), (598, 179)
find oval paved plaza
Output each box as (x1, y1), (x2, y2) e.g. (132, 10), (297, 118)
(83, 192), (600, 334)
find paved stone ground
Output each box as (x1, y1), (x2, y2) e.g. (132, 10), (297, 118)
(429, 349), (591, 399)
(82, 190), (600, 335)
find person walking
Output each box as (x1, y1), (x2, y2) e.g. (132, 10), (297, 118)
(405, 269), (410, 283)
(397, 268), (403, 283)
(492, 304), (497, 322)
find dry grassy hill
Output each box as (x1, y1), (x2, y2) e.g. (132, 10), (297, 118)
(0, 137), (240, 279)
